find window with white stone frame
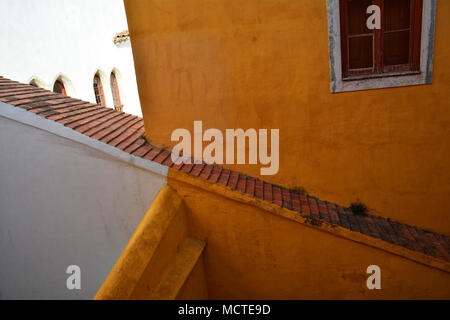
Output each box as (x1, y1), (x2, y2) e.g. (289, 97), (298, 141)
(326, 0), (436, 93)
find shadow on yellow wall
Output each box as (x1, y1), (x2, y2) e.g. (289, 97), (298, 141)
(96, 181), (450, 300)
(124, 0), (450, 236)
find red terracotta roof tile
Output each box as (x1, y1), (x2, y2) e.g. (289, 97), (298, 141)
(208, 166), (222, 183)
(254, 179), (264, 199)
(116, 127), (146, 151)
(91, 116), (138, 141)
(199, 164), (214, 180)
(228, 171), (240, 190)
(153, 149), (171, 164)
(170, 156), (186, 171)
(84, 113), (131, 138)
(124, 137), (147, 154)
(0, 76), (449, 263)
(217, 169), (231, 186)
(246, 178), (256, 197)
(144, 146), (163, 161)
(75, 111), (123, 134)
(30, 101), (86, 115)
(236, 174), (247, 193)
(132, 144), (153, 158)
(181, 162), (195, 174)
(162, 153), (176, 167)
(101, 118), (142, 145)
(66, 109), (117, 130)
(47, 105), (102, 121)
(190, 163), (206, 177)
(263, 182), (272, 203)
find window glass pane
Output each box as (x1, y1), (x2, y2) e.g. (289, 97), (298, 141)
(54, 84), (62, 94)
(384, 30), (410, 65)
(110, 73), (120, 107)
(53, 81), (66, 96)
(347, 0), (372, 35)
(93, 75), (105, 106)
(384, 0), (411, 31)
(349, 35), (373, 69)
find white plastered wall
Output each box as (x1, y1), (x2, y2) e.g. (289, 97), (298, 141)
(0, 103), (167, 299)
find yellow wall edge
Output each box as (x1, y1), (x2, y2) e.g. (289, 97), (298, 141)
(95, 185), (183, 300)
(168, 168), (450, 274)
(151, 237), (206, 299)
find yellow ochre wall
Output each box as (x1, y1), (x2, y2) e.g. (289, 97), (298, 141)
(96, 177), (450, 299)
(124, 0), (450, 235)
(167, 173), (450, 299)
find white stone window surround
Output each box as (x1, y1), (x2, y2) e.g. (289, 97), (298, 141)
(327, 0), (437, 93)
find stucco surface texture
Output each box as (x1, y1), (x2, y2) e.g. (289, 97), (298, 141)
(125, 0), (450, 235)
(0, 115), (166, 299)
(167, 177), (450, 299)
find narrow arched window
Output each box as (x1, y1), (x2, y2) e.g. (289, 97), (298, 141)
(110, 72), (122, 111)
(93, 74), (106, 107)
(53, 80), (67, 96)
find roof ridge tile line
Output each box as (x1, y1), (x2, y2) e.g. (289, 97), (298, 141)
(168, 168), (450, 272)
(208, 166), (222, 183)
(36, 100), (89, 112)
(171, 154), (186, 171)
(0, 81), (22, 86)
(157, 142), (450, 260)
(199, 164), (214, 180)
(162, 152), (176, 167)
(0, 85), (43, 91)
(0, 82), (26, 86)
(26, 97), (78, 109)
(372, 217), (394, 243)
(154, 149), (172, 164)
(91, 115), (139, 141)
(228, 171), (239, 190)
(2, 76), (449, 263)
(0, 85), (38, 91)
(181, 160), (195, 174)
(218, 169), (231, 187)
(42, 104), (97, 118)
(84, 113), (132, 138)
(132, 144), (153, 158)
(42, 102), (96, 119)
(0, 88), (45, 98)
(0, 101), (168, 177)
(124, 138), (147, 154)
(67, 109), (118, 130)
(3, 92), (60, 102)
(10, 95), (68, 107)
(113, 122), (145, 146)
(116, 127), (146, 151)
(29, 100), (87, 114)
(98, 117), (141, 144)
(144, 146), (165, 161)
(49, 106), (106, 123)
(75, 112), (125, 135)
(56, 108), (112, 127)
(192, 163), (206, 177)
(105, 120), (144, 147)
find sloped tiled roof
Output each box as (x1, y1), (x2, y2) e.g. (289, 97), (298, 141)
(0, 76), (449, 264)
(113, 30), (130, 45)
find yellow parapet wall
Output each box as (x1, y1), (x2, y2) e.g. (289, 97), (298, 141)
(166, 169), (450, 299)
(95, 172), (449, 299)
(95, 186), (207, 300)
